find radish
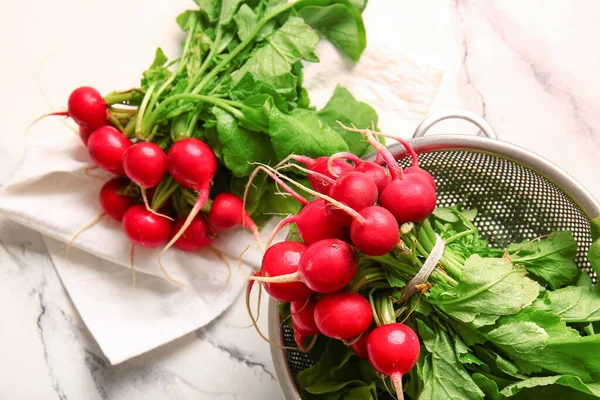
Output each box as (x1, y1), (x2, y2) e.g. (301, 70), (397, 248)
(325, 171), (378, 227)
(327, 152), (391, 194)
(79, 125), (94, 146)
(123, 142), (169, 217)
(122, 204), (172, 248)
(99, 177), (134, 221)
(265, 199), (350, 248)
(350, 325), (374, 360)
(338, 124), (437, 224)
(158, 138), (217, 283)
(249, 238), (358, 294)
(291, 297), (320, 350)
(313, 291), (372, 340)
(87, 126), (132, 175)
(366, 323), (420, 400)
(172, 213), (214, 252)
(257, 241), (312, 302)
(123, 142), (168, 188)
(207, 192), (264, 250)
(253, 165), (399, 256)
(277, 163), (378, 227)
(33, 87), (108, 131)
(67, 86), (108, 130)
(349, 206), (399, 256)
(277, 155), (353, 195)
(369, 131), (436, 189)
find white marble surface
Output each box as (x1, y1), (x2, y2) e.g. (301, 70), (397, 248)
(2, 0), (600, 399)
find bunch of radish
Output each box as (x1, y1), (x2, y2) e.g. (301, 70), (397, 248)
(244, 124), (437, 399)
(40, 87), (263, 283)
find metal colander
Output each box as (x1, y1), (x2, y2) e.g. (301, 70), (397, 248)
(268, 109), (600, 399)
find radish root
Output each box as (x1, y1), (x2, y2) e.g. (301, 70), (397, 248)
(130, 244), (137, 287)
(158, 184), (211, 286)
(252, 163), (366, 224)
(326, 152), (362, 177)
(84, 165), (107, 182)
(278, 163), (336, 185)
(209, 245), (232, 298)
(65, 212), (106, 267)
(141, 187), (174, 221)
(336, 122), (404, 180)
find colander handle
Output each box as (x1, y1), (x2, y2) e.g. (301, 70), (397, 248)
(413, 109), (498, 139)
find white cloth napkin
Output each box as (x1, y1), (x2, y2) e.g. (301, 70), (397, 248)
(0, 39), (442, 365)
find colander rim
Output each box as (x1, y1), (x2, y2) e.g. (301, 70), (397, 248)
(268, 134), (600, 400)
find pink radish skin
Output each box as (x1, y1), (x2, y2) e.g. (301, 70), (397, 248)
(328, 152), (391, 194)
(254, 165), (398, 256)
(366, 323), (420, 400)
(358, 129), (436, 224)
(250, 239), (358, 294)
(99, 177), (134, 221)
(291, 297), (320, 348)
(314, 291), (373, 340)
(207, 193), (263, 248)
(159, 138), (217, 281)
(79, 125), (94, 146)
(123, 142), (168, 188)
(379, 174), (437, 224)
(326, 171), (378, 227)
(291, 297), (320, 334)
(68, 87), (108, 130)
(293, 155), (353, 195)
(122, 204), (172, 248)
(299, 239), (358, 293)
(350, 325), (375, 360)
(266, 199), (350, 247)
(259, 241), (312, 302)
(172, 214), (214, 252)
(350, 206), (399, 256)
(87, 126), (132, 175)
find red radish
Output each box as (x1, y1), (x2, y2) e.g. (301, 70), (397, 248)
(249, 239), (358, 294)
(291, 297), (320, 349)
(371, 131), (436, 189)
(266, 199), (349, 248)
(326, 171), (378, 227)
(68, 87), (108, 130)
(350, 206), (399, 256)
(158, 138), (217, 283)
(258, 241), (312, 302)
(79, 125), (94, 146)
(254, 165), (399, 256)
(123, 142), (169, 217)
(122, 204), (172, 248)
(87, 126), (132, 175)
(99, 177), (134, 221)
(291, 297), (319, 335)
(172, 214), (214, 251)
(379, 173), (437, 224)
(350, 325), (375, 359)
(278, 155), (353, 195)
(313, 291), (372, 339)
(367, 323), (420, 400)
(208, 193), (263, 249)
(123, 142), (168, 188)
(327, 152), (391, 194)
(340, 125), (436, 224)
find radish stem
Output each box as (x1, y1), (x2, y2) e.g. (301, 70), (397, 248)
(278, 163), (336, 185)
(254, 164), (366, 224)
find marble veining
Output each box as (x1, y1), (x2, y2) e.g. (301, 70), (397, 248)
(2, 0), (600, 399)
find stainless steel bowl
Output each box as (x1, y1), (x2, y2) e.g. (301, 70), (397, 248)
(268, 109), (600, 400)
